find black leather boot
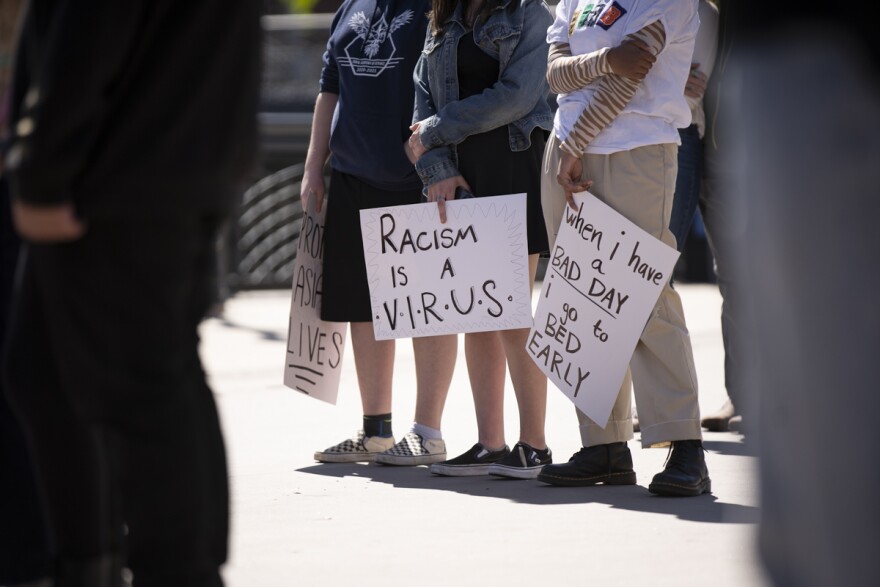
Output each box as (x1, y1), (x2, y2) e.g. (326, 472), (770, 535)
(648, 439), (712, 497)
(537, 442), (636, 486)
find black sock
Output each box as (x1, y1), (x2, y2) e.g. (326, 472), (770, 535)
(364, 413), (392, 438)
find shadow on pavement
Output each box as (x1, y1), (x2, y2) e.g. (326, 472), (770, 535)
(702, 437), (758, 457)
(296, 463), (759, 525)
(214, 317), (286, 342)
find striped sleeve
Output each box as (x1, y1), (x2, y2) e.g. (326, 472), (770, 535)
(559, 19), (667, 158)
(547, 43), (613, 94)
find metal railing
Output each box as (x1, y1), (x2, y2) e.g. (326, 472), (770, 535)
(229, 15), (332, 291)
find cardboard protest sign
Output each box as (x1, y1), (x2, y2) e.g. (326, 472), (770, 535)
(360, 193), (532, 340)
(283, 197), (347, 404)
(528, 191), (680, 427)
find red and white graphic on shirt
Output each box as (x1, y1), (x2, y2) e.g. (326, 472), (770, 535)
(596, 1), (627, 30)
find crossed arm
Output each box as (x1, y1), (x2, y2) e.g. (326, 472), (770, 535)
(547, 19), (667, 207)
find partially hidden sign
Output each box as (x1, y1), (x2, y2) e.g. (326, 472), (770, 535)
(360, 193), (533, 340)
(283, 197), (347, 404)
(528, 191), (680, 427)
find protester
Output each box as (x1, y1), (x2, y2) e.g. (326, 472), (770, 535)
(404, 0), (554, 478)
(697, 0), (748, 434)
(668, 0), (718, 254)
(306, 0), (458, 467)
(537, 0), (710, 497)
(1, 1), (261, 585)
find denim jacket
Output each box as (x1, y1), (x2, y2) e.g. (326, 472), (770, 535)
(413, 0), (554, 187)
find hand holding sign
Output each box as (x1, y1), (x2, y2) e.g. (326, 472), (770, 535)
(425, 175), (472, 224)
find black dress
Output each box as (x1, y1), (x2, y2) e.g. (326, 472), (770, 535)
(454, 30), (549, 255)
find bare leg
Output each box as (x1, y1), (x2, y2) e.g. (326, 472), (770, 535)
(464, 330), (507, 449)
(350, 322), (394, 415)
(501, 327), (548, 449)
(412, 334), (458, 430)
(500, 255), (547, 449)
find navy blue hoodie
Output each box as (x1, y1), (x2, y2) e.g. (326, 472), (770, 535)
(320, 0), (430, 191)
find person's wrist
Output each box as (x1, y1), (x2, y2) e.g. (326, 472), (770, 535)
(559, 140), (582, 159)
(304, 162), (324, 177)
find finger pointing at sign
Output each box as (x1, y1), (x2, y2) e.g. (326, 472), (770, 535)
(426, 175), (471, 224)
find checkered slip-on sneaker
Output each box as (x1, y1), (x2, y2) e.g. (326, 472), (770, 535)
(374, 430), (446, 466)
(430, 443), (511, 476)
(488, 441), (552, 479)
(314, 430), (395, 463)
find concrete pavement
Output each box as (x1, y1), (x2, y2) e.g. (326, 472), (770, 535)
(199, 283), (767, 587)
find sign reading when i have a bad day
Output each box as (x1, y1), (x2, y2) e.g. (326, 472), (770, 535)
(284, 197), (347, 404)
(528, 191), (680, 428)
(360, 194), (533, 340)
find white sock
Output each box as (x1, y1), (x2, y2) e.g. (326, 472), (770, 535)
(412, 422), (442, 440)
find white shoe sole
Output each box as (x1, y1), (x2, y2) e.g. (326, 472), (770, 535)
(314, 452), (376, 463)
(374, 453), (447, 466)
(429, 463), (492, 476)
(488, 464), (547, 479)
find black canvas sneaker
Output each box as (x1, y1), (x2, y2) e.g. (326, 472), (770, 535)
(488, 441), (552, 479)
(429, 443), (511, 476)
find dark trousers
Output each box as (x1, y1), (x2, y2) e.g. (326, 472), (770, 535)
(700, 114), (748, 409)
(3, 214), (229, 587)
(0, 175), (53, 585)
(669, 124), (704, 252)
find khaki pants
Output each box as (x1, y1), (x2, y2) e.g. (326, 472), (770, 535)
(541, 134), (702, 447)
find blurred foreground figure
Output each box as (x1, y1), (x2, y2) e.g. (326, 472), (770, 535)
(726, 13), (880, 587)
(1, 1), (54, 585)
(2, 2), (261, 586)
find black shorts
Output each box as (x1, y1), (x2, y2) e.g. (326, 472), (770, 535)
(456, 127), (550, 256)
(320, 170), (422, 323)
